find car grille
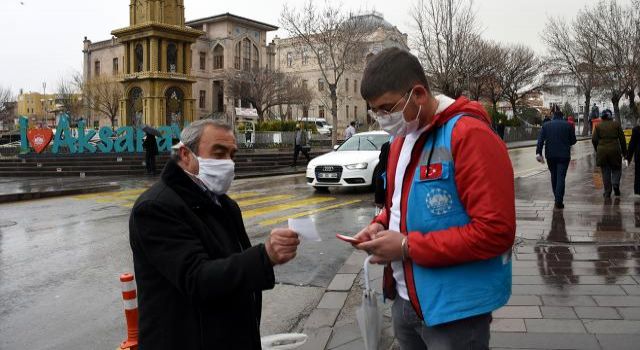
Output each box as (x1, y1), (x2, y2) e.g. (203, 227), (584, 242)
(315, 165), (343, 183)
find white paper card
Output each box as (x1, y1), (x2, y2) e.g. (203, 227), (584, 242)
(288, 218), (321, 242)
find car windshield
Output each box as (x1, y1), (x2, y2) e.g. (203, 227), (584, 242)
(337, 134), (389, 151)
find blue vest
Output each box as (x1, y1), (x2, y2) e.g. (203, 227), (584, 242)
(405, 115), (511, 326)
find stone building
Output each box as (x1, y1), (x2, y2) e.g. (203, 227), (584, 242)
(83, 7), (277, 127)
(272, 12), (408, 131)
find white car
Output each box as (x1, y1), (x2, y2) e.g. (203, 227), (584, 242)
(306, 131), (390, 190)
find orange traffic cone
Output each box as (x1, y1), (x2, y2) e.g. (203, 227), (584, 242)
(119, 273), (138, 350)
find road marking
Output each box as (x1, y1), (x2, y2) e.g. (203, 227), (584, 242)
(242, 197), (335, 219)
(73, 188), (146, 200)
(258, 199), (362, 226)
(228, 192), (261, 200)
(237, 194), (296, 206)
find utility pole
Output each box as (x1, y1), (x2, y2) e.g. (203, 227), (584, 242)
(42, 82), (47, 127)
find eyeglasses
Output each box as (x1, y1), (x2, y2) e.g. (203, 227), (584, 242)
(367, 90), (412, 119)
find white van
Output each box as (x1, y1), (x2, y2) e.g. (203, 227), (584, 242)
(298, 117), (333, 136)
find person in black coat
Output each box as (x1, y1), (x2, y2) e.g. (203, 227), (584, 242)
(130, 119), (300, 350)
(626, 123), (640, 196)
(373, 140), (390, 209)
(536, 110), (577, 209)
(142, 133), (158, 175)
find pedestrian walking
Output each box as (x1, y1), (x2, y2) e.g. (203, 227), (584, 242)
(142, 132), (158, 175)
(344, 121), (357, 139)
(129, 119), (300, 349)
(626, 122), (640, 196)
(592, 109), (627, 198)
(373, 140), (390, 211)
(536, 109), (577, 209)
(353, 48), (515, 350)
(496, 119), (506, 140)
(292, 125), (311, 167)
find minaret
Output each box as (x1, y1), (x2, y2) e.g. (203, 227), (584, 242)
(112, 0), (203, 127)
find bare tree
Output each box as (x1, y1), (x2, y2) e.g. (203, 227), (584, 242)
(584, 0), (636, 122)
(500, 45), (541, 121)
(79, 75), (124, 127)
(411, 0), (480, 98)
(542, 12), (599, 135)
(465, 40), (504, 101)
(56, 77), (84, 122)
(227, 68), (314, 121)
(281, 0), (370, 145)
(0, 86), (13, 115)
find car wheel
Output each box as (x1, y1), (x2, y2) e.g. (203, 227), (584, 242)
(314, 186), (330, 193)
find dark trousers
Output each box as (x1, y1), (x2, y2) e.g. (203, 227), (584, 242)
(602, 165), (622, 195)
(145, 152), (156, 175)
(547, 158), (570, 204)
(293, 145), (310, 166)
(392, 298), (491, 350)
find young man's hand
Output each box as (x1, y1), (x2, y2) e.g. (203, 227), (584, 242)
(356, 230), (405, 264)
(352, 223), (385, 244)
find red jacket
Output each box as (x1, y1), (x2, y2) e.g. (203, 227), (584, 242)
(374, 97), (516, 267)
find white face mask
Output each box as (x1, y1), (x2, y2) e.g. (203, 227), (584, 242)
(181, 145), (235, 195)
(371, 89), (422, 137)
(196, 157), (235, 195)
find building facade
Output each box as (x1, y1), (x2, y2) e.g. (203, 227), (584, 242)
(16, 92), (81, 127)
(272, 13), (408, 132)
(83, 11), (277, 127)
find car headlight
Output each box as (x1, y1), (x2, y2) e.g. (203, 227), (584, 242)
(345, 162), (368, 170)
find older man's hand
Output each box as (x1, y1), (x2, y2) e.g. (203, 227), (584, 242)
(265, 228), (300, 266)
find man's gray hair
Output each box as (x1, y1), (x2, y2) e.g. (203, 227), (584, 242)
(171, 119), (232, 159)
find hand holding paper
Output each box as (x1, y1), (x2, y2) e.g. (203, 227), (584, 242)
(288, 218), (321, 242)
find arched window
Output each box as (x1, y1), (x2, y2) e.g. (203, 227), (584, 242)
(213, 44), (224, 70)
(234, 42), (241, 70)
(135, 44), (143, 73)
(165, 87), (184, 126)
(167, 42), (178, 72)
(252, 45), (259, 70)
(242, 38), (251, 71)
(128, 87), (144, 126)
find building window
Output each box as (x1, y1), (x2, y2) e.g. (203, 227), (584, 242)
(319, 106), (325, 119)
(113, 58), (118, 74)
(302, 80), (308, 90)
(252, 45), (259, 70)
(135, 44), (144, 72)
(199, 52), (206, 70)
(287, 52), (293, 67)
(345, 79), (349, 93)
(95, 60), (101, 77)
(199, 90), (206, 109)
(242, 39), (251, 71)
(234, 42), (241, 70)
(213, 45), (224, 69)
(167, 42), (177, 72)
(318, 79), (324, 92)
(302, 51), (309, 65)
(346, 105), (350, 120)
(354, 79), (358, 94)
(354, 106), (358, 119)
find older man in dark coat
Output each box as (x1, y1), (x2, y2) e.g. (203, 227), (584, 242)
(129, 119), (300, 349)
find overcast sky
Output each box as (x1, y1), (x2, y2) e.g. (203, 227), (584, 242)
(0, 0), (628, 95)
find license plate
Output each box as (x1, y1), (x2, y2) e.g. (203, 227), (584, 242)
(318, 173), (338, 179)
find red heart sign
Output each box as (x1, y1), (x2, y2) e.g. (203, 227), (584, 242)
(27, 128), (54, 153)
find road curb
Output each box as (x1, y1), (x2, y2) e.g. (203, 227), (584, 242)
(0, 183), (121, 204)
(298, 250), (367, 350)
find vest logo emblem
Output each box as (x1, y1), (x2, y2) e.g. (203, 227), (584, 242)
(426, 188), (453, 215)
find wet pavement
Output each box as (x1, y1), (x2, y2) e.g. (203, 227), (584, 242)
(1, 140), (621, 350)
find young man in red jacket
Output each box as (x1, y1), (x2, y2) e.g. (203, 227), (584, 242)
(354, 48), (516, 349)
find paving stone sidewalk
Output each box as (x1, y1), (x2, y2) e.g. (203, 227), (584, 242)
(298, 153), (640, 350)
